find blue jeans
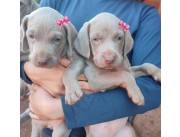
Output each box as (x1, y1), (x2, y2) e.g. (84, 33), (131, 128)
(42, 128), (86, 137)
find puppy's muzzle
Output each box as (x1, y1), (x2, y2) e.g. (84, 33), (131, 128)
(35, 53), (52, 67)
(102, 50), (116, 64)
(36, 57), (49, 66)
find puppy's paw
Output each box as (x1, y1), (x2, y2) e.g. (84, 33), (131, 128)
(132, 91), (144, 106)
(65, 84), (83, 105)
(128, 86), (144, 106)
(142, 63), (161, 82)
(152, 70), (161, 82)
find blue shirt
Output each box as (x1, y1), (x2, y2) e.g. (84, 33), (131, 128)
(21, 0), (161, 136)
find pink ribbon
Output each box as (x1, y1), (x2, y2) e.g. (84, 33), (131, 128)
(56, 16), (70, 26)
(118, 20), (130, 32)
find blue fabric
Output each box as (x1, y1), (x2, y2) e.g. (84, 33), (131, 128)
(20, 0), (161, 136)
(69, 128), (86, 137)
(20, 61), (32, 84)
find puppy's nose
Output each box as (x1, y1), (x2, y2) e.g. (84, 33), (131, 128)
(37, 58), (48, 66)
(38, 61), (47, 66)
(102, 50), (116, 64)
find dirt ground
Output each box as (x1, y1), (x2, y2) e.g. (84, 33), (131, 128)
(20, 99), (160, 137)
(134, 107), (161, 137)
(20, 99), (31, 137)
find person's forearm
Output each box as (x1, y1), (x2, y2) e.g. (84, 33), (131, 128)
(61, 76), (160, 128)
(20, 61), (32, 84)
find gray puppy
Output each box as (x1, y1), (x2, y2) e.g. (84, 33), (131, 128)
(63, 12), (160, 106)
(63, 13), (161, 137)
(20, 7), (77, 137)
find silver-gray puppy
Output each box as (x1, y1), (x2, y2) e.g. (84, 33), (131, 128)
(21, 7), (77, 137)
(63, 12), (161, 106)
(63, 13), (161, 137)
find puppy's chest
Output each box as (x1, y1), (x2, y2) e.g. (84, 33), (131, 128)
(84, 63), (123, 90)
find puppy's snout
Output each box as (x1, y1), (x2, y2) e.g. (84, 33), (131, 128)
(37, 58), (48, 66)
(35, 52), (51, 66)
(102, 50), (116, 64)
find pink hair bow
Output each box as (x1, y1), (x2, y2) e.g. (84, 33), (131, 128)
(118, 20), (130, 32)
(56, 16), (70, 26)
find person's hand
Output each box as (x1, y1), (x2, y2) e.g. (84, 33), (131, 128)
(28, 82), (97, 121)
(79, 81), (98, 92)
(24, 58), (99, 94)
(25, 58), (100, 120)
(26, 57), (99, 120)
(24, 59), (68, 96)
(29, 84), (64, 120)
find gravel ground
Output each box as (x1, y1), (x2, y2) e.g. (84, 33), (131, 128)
(20, 100), (160, 137)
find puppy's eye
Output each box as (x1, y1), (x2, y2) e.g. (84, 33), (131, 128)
(93, 37), (101, 42)
(53, 37), (61, 43)
(117, 36), (122, 41)
(28, 34), (34, 39)
(93, 38), (98, 41)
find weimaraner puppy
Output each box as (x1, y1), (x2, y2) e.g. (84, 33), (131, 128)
(20, 7), (77, 137)
(63, 12), (161, 137)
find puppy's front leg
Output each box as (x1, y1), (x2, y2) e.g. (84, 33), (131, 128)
(63, 58), (85, 105)
(131, 63), (161, 82)
(120, 71), (144, 106)
(31, 120), (44, 137)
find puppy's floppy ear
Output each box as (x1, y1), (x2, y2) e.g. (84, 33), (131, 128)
(123, 31), (134, 55)
(63, 22), (77, 58)
(20, 15), (29, 53)
(74, 22), (91, 59)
